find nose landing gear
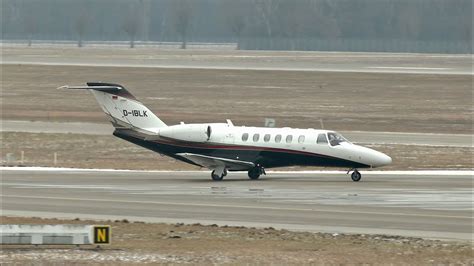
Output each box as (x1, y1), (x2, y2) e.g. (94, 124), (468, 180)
(347, 168), (362, 182)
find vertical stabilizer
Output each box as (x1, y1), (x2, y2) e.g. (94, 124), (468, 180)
(60, 82), (167, 133)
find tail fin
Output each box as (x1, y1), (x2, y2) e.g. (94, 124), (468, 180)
(59, 82), (167, 133)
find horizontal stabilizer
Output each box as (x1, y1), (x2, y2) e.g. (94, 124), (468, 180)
(58, 85), (121, 92)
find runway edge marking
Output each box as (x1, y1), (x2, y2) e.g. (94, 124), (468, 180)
(1, 166), (473, 176)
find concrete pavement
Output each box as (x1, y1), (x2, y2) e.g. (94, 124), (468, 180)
(2, 120), (471, 147)
(1, 168), (472, 241)
(2, 47), (472, 75)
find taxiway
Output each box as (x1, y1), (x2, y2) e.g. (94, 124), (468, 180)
(2, 46), (472, 75)
(1, 120), (471, 147)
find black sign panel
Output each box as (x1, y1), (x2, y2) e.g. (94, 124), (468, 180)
(93, 225), (111, 244)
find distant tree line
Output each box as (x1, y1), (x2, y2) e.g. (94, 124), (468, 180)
(1, 0), (472, 53)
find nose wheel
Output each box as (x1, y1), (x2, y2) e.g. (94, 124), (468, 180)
(348, 169), (362, 182)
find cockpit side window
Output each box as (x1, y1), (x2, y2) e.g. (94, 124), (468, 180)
(327, 132), (348, 146)
(316, 133), (328, 144)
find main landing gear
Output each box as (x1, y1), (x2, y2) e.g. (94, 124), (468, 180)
(347, 169), (362, 182)
(210, 166), (266, 181)
(248, 166), (266, 180)
(211, 169), (227, 181)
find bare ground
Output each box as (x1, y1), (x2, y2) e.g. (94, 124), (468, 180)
(1, 132), (472, 170)
(1, 64), (472, 134)
(1, 216), (472, 265)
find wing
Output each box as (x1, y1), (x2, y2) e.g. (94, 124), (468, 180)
(176, 153), (254, 171)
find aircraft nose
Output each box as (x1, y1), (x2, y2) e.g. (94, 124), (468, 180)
(372, 151), (392, 167)
(349, 145), (392, 168)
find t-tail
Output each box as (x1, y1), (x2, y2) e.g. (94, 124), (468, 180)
(58, 82), (167, 133)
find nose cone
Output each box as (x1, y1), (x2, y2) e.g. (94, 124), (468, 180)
(351, 145), (392, 168)
(372, 152), (392, 167)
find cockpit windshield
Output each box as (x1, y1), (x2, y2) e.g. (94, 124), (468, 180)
(327, 132), (349, 146)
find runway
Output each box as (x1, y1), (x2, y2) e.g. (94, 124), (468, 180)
(2, 46), (472, 75)
(2, 120), (471, 147)
(1, 168), (472, 241)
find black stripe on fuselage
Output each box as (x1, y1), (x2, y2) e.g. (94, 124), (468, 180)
(113, 129), (370, 169)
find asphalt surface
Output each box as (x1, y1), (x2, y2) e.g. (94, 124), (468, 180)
(1, 168), (472, 241)
(2, 46), (472, 75)
(2, 120), (472, 147)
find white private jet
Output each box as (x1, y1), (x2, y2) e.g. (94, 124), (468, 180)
(60, 82), (392, 182)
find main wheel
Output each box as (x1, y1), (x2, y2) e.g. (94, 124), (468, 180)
(351, 170), (362, 182)
(248, 168), (261, 180)
(211, 170), (224, 181)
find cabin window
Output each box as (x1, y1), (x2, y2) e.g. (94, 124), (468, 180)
(298, 135), (305, 143)
(242, 133), (249, 141)
(275, 134), (282, 143)
(286, 135), (293, 143)
(264, 134), (271, 142)
(253, 133), (260, 142)
(317, 133), (328, 144)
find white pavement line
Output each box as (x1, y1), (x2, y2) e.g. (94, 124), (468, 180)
(367, 66), (450, 70)
(1, 166), (473, 176)
(342, 130), (473, 137)
(354, 143), (470, 148)
(2, 194), (471, 219)
(2, 61), (471, 75)
(0, 166), (203, 174)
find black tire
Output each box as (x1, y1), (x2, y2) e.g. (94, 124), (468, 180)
(211, 170), (224, 181)
(351, 171), (361, 182)
(248, 168), (261, 180)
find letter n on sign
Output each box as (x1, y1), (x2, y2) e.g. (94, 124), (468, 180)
(93, 225), (111, 244)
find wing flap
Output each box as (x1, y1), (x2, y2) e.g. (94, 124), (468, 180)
(176, 153), (254, 171)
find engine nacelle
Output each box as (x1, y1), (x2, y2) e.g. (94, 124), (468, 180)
(158, 124), (213, 143)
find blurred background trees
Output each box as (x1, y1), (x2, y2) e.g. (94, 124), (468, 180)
(1, 0), (471, 53)
(172, 0), (193, 49)
(122, 2), (141, 48)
